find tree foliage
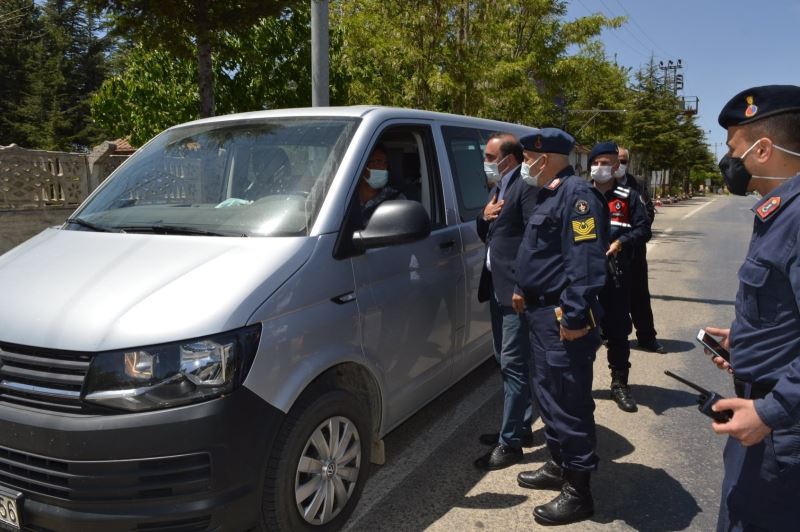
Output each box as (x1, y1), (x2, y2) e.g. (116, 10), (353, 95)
(330, 0), (623, 128)
(91, 4), (344, 146)
(82, 0), (300, 117)
(0, 0), (109, 150)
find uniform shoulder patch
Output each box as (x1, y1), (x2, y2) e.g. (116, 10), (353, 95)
(756, 196), (781, 221)
(574, 199), (590, 215)
(571, 217), (597, 242)
(546, 177), (562, 190)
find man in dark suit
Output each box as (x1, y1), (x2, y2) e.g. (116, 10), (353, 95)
(615, 147), (665, 354)
(474, 132), (539, 470)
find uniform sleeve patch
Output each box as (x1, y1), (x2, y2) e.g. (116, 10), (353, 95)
(572, 217), (597, 242)
(574, 199), (590, 215)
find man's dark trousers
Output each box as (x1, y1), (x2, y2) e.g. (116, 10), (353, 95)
(630, 238), (657, 343)
(524, 303), (599, 471)
(489, 293), (534, 447)
(600, 269), (633, 370)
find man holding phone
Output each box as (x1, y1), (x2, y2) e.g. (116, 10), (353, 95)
(704, 85), (800, 531)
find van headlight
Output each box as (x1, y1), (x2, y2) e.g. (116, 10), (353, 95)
(83, 325), (261, 412)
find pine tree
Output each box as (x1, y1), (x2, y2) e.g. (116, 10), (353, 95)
(0, 0), (41, 145)
(14, 0), (110, 150)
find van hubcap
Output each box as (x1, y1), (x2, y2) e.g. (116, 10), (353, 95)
(295, 416), (361, 525)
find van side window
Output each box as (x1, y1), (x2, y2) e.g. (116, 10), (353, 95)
(441, 125), (491, 222)
(361, 125), (445, 228)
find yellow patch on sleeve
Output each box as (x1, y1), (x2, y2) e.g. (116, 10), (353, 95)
(572, 217), (597, 242)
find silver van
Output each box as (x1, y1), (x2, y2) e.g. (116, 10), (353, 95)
(0, 107), (534, 531)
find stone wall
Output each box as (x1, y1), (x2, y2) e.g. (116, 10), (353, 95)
(0, 207), (74, 255)
(0, 143), (130, 255)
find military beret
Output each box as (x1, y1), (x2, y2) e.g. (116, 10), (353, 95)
(520, 127), (575, 155)
(588, 141), (619, 164)
(718, 85), (800, 128)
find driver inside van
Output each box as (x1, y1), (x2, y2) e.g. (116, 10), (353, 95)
(359, 143), (405, 221)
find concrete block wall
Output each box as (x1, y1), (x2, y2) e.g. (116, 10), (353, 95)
(0, 208), (74, 255)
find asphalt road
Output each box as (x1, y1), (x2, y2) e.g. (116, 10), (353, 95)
(345, 194), (756, 531)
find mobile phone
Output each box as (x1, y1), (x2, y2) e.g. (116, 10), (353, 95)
(696, 329), (731, 363)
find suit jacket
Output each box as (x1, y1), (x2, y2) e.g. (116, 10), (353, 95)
(476, 167), (538, 306)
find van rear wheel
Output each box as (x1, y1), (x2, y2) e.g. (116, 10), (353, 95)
(260, 389), (371, 531)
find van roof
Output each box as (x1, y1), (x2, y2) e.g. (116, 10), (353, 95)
(173, 106), (535, 133)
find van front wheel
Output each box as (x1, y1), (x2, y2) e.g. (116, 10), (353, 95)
(260, 389), (372, 531)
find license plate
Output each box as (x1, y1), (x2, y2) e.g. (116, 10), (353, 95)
(0, 486), (22, 531)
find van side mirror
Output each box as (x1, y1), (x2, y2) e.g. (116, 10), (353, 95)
(352, 200), (431, 250)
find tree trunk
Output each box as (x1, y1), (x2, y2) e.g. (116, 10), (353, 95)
(196, 0), (214, 117)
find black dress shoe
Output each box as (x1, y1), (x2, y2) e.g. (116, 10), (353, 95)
(610, 385), (638, 412)
(473, 443), (523, 471)
(479, 432), (535, 447)
(517, 460), (563, 490)
(533, 470), (594, 525)
(637, 339), (666, 354)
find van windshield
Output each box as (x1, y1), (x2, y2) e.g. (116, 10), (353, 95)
(71, 117), (360, 236)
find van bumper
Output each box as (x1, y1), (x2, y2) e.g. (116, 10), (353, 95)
(0, 387), (284, 531)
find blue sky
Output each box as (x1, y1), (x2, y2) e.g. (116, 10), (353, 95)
(566, 0), (800, 160)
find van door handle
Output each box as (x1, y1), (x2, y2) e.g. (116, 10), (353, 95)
(439, 240), (456, 250)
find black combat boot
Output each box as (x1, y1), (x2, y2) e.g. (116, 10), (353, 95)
(610, 368), (637, 412)
(517, 460), (563, 490)
(533, 469), (594, 525)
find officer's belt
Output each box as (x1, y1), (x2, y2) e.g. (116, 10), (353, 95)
(524, 292), (561, 306)
(733, 377), (774, 400)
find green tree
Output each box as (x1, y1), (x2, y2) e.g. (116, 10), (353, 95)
(91, 4), (344, 146)
(623, 59), (683, 176)
(84, 0), (299, 118)
(558, 47), (630, 145)
(0, 0), (40, 145)
(13, 0), (110, 150)
(331, 0), (622, 126)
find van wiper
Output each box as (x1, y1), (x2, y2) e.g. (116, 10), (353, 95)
(120, 224), (247, 237)
(66, 217), (122, 233)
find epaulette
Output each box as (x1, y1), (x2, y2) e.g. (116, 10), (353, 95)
(612, 186), (631, 199)
(545, 177), (563, 191)
(756, 196), (781, 221)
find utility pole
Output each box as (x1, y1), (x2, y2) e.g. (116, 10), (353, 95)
(658, 59), (682, 94)
(311, 0), (329, 107)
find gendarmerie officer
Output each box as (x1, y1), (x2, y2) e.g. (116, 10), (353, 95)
(614, 147), (665, 354)
(704, 85), (800, 531)
(474, 133), (538, 470)
(590, 141), (651, 413)
(511, 128), (609, 525)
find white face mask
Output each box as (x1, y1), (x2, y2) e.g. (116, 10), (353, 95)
(614, 164), (627, 179)
(521, 156), (544, 186)
(591, 164), (614, 183)
(365, 168), (388, 189)
(484, 162), (501, 185)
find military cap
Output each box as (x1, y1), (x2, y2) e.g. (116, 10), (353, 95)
(718, 85), (800, 128)
(588, 141), (619, 164)
(520, 127), (575, 155)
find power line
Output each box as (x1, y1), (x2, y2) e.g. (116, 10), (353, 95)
(611, 0), (672, 58)
(574, 0), (652, 59)
(597, 0), (656, 55)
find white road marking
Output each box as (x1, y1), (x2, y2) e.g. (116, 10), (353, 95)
(682, 198), (716, 220)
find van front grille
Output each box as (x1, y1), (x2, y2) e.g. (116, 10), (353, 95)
(0, 343), (91, 412)
(0, 445), (212, 501)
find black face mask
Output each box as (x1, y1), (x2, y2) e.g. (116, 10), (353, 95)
(719, 154), (751, 196)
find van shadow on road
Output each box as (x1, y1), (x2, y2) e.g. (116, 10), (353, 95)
(349, 373), (699, 530)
